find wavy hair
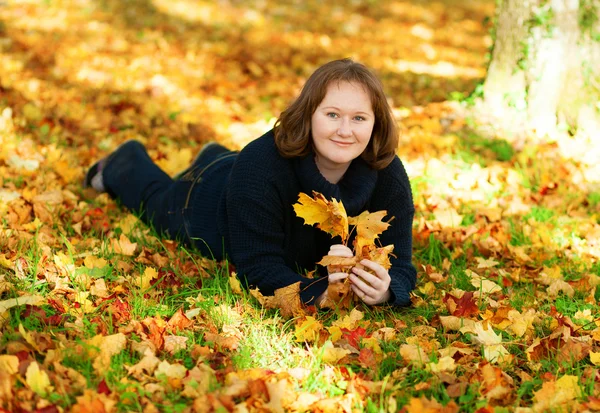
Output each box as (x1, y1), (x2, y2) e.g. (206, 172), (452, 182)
(274, 58), (398, 170)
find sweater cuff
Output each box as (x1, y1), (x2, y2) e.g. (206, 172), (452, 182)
(389, 276), (412, 306)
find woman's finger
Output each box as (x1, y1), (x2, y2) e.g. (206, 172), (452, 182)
(358, 259), (388, 279)
(329, 244), (354, 257)
(351, 284), (376, 305)
(351, 267), (386, 290)
(328, 272), (349, 283)
(348, 273), (379, 297)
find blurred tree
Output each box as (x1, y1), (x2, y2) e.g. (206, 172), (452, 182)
(479, 0), (599, 139)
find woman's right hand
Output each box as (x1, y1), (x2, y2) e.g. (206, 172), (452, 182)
(316, 244), (354, 307)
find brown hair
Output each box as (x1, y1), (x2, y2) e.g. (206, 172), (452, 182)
(273, 58), (398, 170)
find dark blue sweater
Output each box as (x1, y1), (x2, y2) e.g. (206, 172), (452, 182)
(217, 130), (416, 306)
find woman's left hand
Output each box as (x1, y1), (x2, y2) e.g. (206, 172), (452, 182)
(349, 259), (391, 305)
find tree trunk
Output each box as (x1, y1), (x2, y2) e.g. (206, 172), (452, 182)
(477, 0), (600, 140)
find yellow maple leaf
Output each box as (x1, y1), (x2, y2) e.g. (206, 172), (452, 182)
(433, 206), (463, 228)
(467, 270), (502, 295)
(348, 210), (389, 254)
(293, 191), (349, 242)
(25, 361), (53, 397)
(471, 322), (510, 363)
(331, 308), (364, 329)
(0, 355), (19, 374)
(155, 360), (187, 379)
(229, 272), (244, 295)
(87, 333), (127, 372)
(362, 337), (382, 354)
(54, 159), (81, 183)
(90, 279), (110, 298)
(156, 146), (193, 177)
(362, 244), (395, 270)
(590, 351), (600, 366)
(84, 255), (108, 269)
(0, 254), (13, 269)
(400, 343), (429, 365)
(111, 234), (138, 256)
(22, 217), (43, 232)
(295, 316), (323, 343)
(427, 356), (456, 373)
(321, 341), (351, 363)
(136, 267), (158, 290)
(506, 309), (537, 338)
(127, 349), (160, 378)
(405, 397), (456, 413)
(19, 323), (42, 352)
(532, 375), (580, 411)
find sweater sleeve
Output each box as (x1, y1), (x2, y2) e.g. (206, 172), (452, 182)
(377, 158), (417, 306)
(223, 146), (327, 305)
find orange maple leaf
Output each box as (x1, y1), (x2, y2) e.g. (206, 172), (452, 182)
(250, 282), (305, 318)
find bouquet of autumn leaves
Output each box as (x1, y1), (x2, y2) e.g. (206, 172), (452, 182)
(293, 191), (394, 309)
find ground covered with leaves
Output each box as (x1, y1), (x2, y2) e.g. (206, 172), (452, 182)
(1, 0), (600, 412)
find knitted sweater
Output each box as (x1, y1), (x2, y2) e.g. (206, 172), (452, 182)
(218, 130), (416, 306)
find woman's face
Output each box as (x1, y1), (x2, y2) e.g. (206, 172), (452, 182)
(311, 81), (375, 179)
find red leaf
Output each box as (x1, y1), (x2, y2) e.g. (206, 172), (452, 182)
(342, 327), (369, 349)
(444, 291), (479, 317)
(98, 379), (111, 395)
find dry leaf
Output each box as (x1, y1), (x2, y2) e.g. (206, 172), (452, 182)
(252, 282), (304, 318)
(155, 360), (187, 379)
(0, 355), (19, 374)
(321, 341), (351, 363)
(295, 316), (323, 343)
(293, 191), (349, 242)
(348, 210), (390, 253)
(25, 361), (53, 396)
(111, 234), (138, 256)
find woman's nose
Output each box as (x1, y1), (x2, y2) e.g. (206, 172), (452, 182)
(337, 119), (352, 137)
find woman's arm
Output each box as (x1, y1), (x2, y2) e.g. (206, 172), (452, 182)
(372, 158), (417, 306)
(223, 146), (328, 305)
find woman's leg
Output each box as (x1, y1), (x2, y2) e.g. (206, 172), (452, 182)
(101, 141), (190, 241)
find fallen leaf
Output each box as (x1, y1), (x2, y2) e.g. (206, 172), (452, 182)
(295, 316), (323, 343)
(155, 360), (187, 379)
(0, 295), (44, 314)
(252, 282), (304, 318)
(405, 396), (459, 413)
(229, 271), (244, 295)
(25, 361), (53, 397)
(321, 341), (351, 363)
(111, 234), (137, 256)
(471, 322), (510, 363)
(532, 375), (580, 412)
(0, 355), (19, 374)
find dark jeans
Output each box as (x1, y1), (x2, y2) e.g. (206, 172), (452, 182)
(102, 141), (237, 258)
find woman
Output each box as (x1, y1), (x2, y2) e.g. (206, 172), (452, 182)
(84, 58), (416, 307)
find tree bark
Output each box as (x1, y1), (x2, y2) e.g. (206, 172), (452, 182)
(477, 0), (600, 140)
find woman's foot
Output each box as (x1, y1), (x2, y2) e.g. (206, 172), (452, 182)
(83, 157), (108, 192)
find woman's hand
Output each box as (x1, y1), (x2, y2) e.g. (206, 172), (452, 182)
(316, 244), (353, 306)
(349, 259), (391, 305)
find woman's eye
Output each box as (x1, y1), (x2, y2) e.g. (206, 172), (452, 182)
(354, 116), (365, 121)
(327, 113), (338, 118)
